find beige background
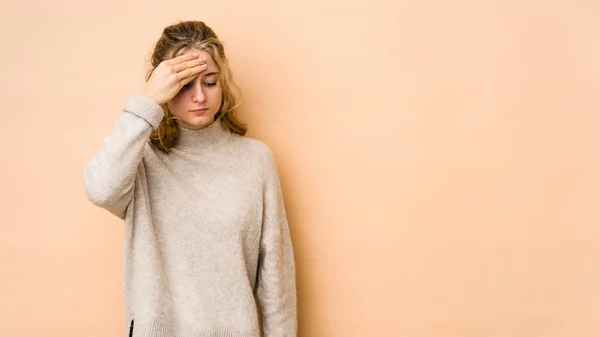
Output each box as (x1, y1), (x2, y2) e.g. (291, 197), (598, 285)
(1, 0), (599, 336)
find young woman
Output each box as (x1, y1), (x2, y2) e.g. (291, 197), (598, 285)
(83, 20), (297, 337)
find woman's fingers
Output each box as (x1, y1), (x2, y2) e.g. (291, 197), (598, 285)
(179, 72), (197, 87)
(177, 64), (207, 82)
(142, 51), (207, 104)
(167, 52), (199, 66)
(172, 58), (205, 73)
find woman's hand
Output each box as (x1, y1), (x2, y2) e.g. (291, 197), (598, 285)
(142, 52), (207, 105)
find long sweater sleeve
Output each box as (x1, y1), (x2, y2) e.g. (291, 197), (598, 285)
(255, 149), (298, 336)
(83, 94), (164, 219)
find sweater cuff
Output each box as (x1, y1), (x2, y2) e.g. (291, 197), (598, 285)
(123, 94), (165, 130)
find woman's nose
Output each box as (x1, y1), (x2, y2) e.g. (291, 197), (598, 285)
(192, 86), (206, 103)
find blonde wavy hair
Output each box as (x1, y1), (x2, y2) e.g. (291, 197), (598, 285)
(145, 20), (247, 152)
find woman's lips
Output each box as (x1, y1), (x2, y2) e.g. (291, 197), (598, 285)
(191, 108), (208, 115)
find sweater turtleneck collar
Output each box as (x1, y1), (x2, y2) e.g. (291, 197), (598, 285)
(176, 121), (230, 151)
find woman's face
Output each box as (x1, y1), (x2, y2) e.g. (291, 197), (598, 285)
(167, 48), (223, 129)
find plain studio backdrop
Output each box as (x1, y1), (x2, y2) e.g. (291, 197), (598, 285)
(1, 0), (599, 336)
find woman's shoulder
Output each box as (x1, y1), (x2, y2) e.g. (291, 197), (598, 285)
(226, 134), (281, 179)
(228, 134), (276, 163)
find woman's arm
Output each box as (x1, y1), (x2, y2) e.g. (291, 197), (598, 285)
(83, 52), (206, 219)
(83, 94), (164, 219)
(255, 147), (298, 336)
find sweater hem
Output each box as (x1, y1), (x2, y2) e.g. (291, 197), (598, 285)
(132, 320), (260, 337)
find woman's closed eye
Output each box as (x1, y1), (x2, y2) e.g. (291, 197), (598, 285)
(181, 81), (216, 90)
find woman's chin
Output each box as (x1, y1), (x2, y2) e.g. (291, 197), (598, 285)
(177, 116), (214, 130)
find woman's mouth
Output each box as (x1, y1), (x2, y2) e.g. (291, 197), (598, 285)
(191, 108), (209, 116)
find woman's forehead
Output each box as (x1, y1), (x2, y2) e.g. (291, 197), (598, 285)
(176, 47), (207, 57)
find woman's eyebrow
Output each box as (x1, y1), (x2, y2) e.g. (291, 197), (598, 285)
(202, 72), (220, 77)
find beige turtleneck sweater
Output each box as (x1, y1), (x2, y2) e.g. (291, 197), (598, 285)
(83, 94), (297, 337)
